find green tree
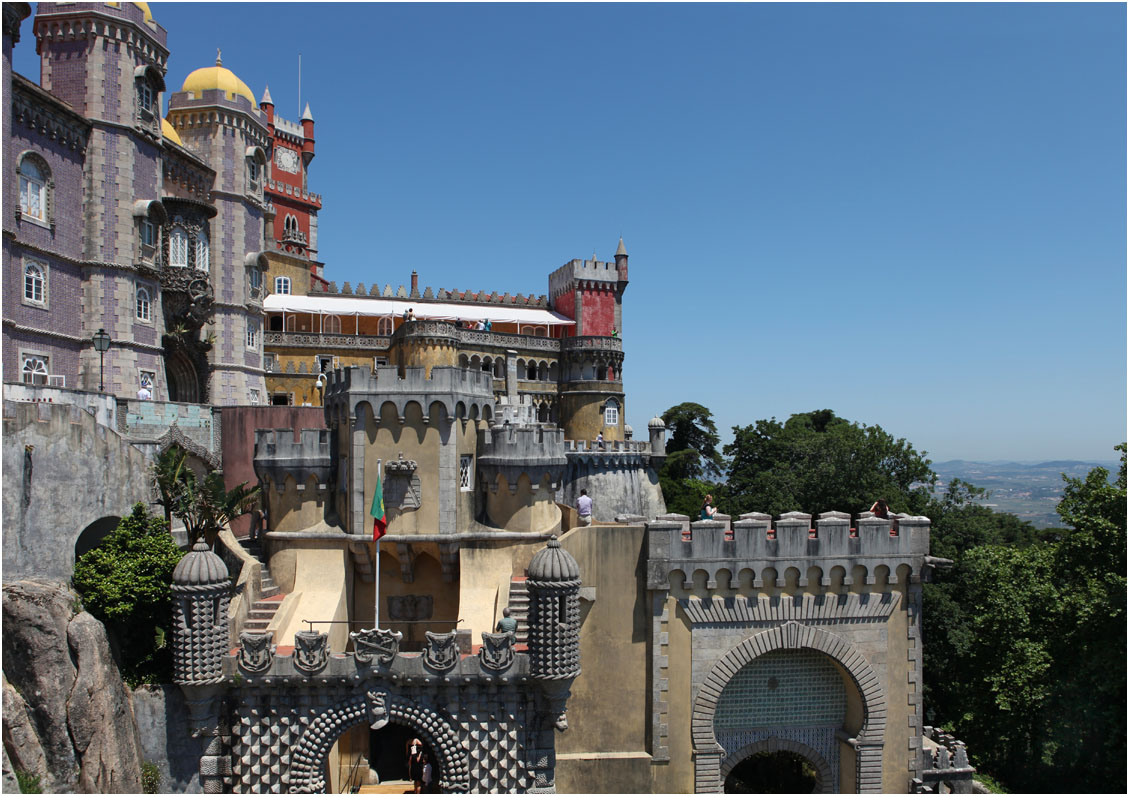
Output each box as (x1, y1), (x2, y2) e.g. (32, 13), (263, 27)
(72, 503), (183, 685)
(723, 410), (935, 517)
(658, 403), (726, 517)
(153, 447), (260, 547)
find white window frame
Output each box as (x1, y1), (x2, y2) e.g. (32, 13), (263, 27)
(604, 400), (620, 427)
(377, 316), (394, 336)
(459, 455), (473, 492)
(138, 369), (156, 392)
(195, 230), (210, 272)
(249, 265), (262, 297)
(169, 225), (189, 268)
(249, 388), (261, 405)
(140, 218), (158, 262)
(373, 356), (389, 369)
(263, 352), (277, 372)
(23, 260), (46, 306)
(275, 276), (291, 295)
(137, 81), (154, 122)
(18, 156), (48, 223)
(136, 285), (152, 322)
(246, 320), (259, 350)
(20, 353), (49, 385)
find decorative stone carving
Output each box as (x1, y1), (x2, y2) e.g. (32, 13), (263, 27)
(293, 630), (328, 674)
(385, 454), (421, 509)
(237, 632), (274, 673)
(479, 632), (515, 672)
(388, 594), (432, 622)
(349, 627), (402, 666)
(423, 631), (458, 672)
(367, 690), (389, 730)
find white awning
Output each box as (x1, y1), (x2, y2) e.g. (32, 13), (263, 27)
(263, 293), (575, 327)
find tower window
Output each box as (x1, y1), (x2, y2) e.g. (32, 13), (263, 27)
(603, 399), (620, 427)
(169, 225), (188, 267)
(23, 261), (45, 304)
(195, 231), (210, 271)
(18, 155), (49, 223)
(377, 316), (394, 336)
(249, 266), (262, 298)
(246, 320), (259, 349)
(275, 276), (291, 295)
(459, 455), (473, 491)
(136, 286), (152, 321)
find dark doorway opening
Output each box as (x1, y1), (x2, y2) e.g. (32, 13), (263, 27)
(74, 516), (121, 561)
(369, 723), (435, 790)
(725, 750), (818, 793)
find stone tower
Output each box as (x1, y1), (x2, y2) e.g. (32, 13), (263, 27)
(171, 540), (231, 684)
(548, 240), (628, 442)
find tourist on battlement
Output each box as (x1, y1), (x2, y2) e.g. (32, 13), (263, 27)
(595, 432), (604, 450)
(868, 499), (891, 519)
(700, 494), (718, 521)
(577, 490), (593, 526)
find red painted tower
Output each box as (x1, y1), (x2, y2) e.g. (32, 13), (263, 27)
(261, 86), (324, 292)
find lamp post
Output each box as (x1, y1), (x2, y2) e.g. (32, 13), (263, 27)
(92, 328), (111, 392)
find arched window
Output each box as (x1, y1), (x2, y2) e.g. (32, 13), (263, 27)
(169, 226), (189, 268)
(23, 262), (45, 304)
(603, 399), (620, 428)
(323, 315), (341, 334)
(21, 354), (49, 385)
(195, 231), (209, 271)
(18, 155), (48, 222)
(284, 214), (299, 233)
(136, 286), (152, 321)
(377, 316), (394, 336)
(275, 276), (291, 295)
(247, 158), (260, 192)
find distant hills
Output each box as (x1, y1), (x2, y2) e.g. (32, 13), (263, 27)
(929, 459), (1120, 529)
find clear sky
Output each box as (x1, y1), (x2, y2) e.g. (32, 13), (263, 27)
(15, 2), (1126, 464)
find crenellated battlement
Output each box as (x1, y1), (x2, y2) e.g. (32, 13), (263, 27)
(253, 428), (333, 492)
(478, 423), (567, 492)
(311, 280), (549, 307)
(323, 365), (495, 425)
(646, 511), (932, 591)
(548, 258), (625, 301)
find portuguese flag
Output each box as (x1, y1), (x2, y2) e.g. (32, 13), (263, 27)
(371, 470), (387, 541)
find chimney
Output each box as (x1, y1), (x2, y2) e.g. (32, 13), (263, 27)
(410, 271), (419, 297)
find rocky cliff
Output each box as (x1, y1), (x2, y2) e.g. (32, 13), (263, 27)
(2, 580), (143, 793)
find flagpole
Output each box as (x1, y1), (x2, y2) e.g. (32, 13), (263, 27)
(374, 458), (381, 630)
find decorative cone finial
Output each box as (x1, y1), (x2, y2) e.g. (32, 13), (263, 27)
(216, 48), (222, 66)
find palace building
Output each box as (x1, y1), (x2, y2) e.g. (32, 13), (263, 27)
(3, 4), (971, 794)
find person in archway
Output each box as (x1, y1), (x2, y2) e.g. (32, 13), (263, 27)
(421, 756), (434, 793)
(407, 738), (425, 793)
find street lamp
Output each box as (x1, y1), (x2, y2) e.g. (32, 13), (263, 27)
(92, 328), (112, 392)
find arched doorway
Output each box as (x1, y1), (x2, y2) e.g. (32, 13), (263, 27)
(166, 349), (199, 403)
(74, 515), (121, 561)
(725, 750), (818, 793)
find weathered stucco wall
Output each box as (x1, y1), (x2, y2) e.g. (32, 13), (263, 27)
(2, 400), (152, 581)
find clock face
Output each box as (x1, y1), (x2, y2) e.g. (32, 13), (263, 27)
(274, 147), (300, 174)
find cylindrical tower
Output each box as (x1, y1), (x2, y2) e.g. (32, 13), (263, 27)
(171, 541), (231, 684)
(526, 537), (581, 680)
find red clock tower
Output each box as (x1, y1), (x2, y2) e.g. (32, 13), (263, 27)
(260, 86), (325, 294)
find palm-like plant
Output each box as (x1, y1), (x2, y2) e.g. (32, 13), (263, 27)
(153, 447), (260, 547)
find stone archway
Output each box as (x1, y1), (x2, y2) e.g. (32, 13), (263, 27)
(165, 349), (200, 403)
(720, 737), (835, 793)
(287, 691), (469, 793)
(691, 621), (887, 793)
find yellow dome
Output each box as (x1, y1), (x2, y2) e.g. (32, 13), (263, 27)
(162, 117), (182, 146)
(181, 55), (257, 107)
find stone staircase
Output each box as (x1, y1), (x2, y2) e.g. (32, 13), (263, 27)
(238, 537), (284, 636)
(507, 575), (530, 645)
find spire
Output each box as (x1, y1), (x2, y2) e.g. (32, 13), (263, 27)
(260, 84), (273, 106)
(615, 237), (627, 257)
(301, 102), (314, 122)
(216, 48), (222, 67)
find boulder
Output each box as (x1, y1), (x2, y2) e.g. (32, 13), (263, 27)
(2, 580), (143, 793)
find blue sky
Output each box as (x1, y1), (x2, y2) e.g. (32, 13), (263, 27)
(15, 2), (1126, 463)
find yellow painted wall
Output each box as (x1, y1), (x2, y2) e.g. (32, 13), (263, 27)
(484, 473), (562, 533)
(558, 390), (624, 442)
(266, 542), (351, 648)
(364, 402), (440, 535)
(456, 539), (546, 641)
(267, 475), (328, 532)
(352, 546), (460, 650)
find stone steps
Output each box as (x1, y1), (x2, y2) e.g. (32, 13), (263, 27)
(238, 537), (284, 634)
(507, 576), (530, 645)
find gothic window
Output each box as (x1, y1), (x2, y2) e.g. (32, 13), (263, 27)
(23, 261), (45, 304)
(247, 159), (260, 192)
(136, 286), (152, 321)
(21, 353), (49, 385)
(17, 154), (49, 223)
(249, 388), (261, 405)
(195, 230), (210, 271)
(377, 316), (394, 336)
(246, 320), (259, 349)
(323, 314), (341, 334)
(459, 455), (473, 491)
(284, 214), (299, 234)
(275, 276), (291, 295)
(169, 225), (189, 267)
(603, 399), (619, 427)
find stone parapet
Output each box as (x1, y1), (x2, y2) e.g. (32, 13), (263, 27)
(478, 423), (567, 492)
(263, 331), (391, 351)
(456, 328), (560, 352)
(253, 428), (332, 491)
(559, 335), (622, 354)
(646, 513), (932, 590)
(324, 365), (494, 423)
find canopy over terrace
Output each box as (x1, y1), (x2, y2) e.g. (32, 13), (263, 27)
(263, 293), (575, 335)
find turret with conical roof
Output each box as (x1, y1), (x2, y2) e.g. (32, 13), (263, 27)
(301, 102), (316, 164)
(526, 537), (581, 681)
(171, 542), (232, 684)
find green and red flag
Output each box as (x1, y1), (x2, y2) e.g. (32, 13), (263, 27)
(370, 469), (387, 541)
